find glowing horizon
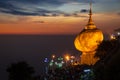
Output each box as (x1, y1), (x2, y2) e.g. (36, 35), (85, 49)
(0, 0), (120, 35)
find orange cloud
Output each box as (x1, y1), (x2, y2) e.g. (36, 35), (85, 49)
(0, 13), (120, 35)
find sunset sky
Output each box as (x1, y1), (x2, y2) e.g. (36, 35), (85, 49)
(0, 0), (120, 35)
(0, 1), (120, 80)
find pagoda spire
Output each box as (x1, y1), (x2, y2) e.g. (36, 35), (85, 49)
(86, 0), (96, 29)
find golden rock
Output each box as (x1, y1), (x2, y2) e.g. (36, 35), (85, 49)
(74, 2), (103, 65)
(74, 28), (103, 53)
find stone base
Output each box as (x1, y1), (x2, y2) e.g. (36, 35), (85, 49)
(80, 52), (99, 65)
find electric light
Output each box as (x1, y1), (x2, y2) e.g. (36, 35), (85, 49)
(65, 55), (70, 61)
(52, 54), (55, 59)
(71, 56), (75, 59)
(44, 58), (49, 63)
(110, 34), (116, 40)
(118, 32), (120, 35)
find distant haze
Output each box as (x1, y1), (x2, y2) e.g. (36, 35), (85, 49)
(0, 35), (79, 80)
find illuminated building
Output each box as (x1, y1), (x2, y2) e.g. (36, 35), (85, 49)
(74, 2), (103, 65)
(112, 28), (120, 40)
(110, 34), (116, 40)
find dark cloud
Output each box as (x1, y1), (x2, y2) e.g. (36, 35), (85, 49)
(0, 9), (64, 16)
(0, 1), (66, 16)
(0, 9), (37, 16)
(0, 0), (65, 5)
(76, 0), (93, 3)
(0, 0), (64, 16)
(0, 0), (94, 17)
(0, 1), (22, 11)
(0, 0), (91, 4)
(80, 9), (89, 13)
(0, 1), (64, 16)
(63, 13), (88, 17)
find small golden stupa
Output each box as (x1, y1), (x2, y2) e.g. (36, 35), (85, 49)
(74, 2), (103, 65)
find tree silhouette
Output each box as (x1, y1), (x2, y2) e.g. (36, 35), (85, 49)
(94, 39), (120, 80)
(6, 61), (35, 80)
(95, 40), (119, 59)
